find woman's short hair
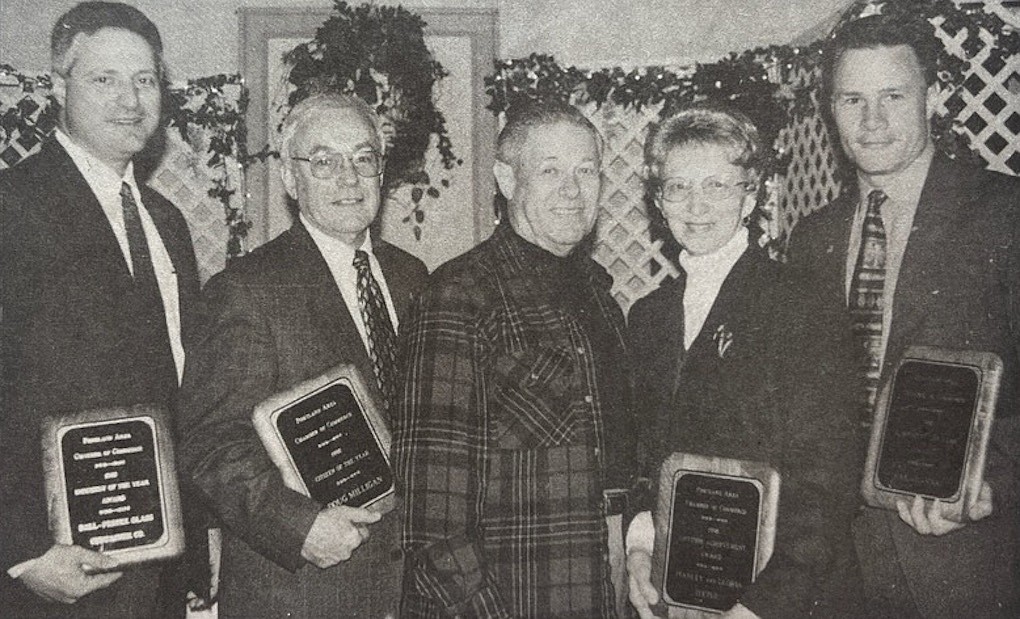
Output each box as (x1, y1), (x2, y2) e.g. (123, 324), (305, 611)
(278, 93), (385, 161)
(51, 1), (164, 77)
(644, 103), (764, 181)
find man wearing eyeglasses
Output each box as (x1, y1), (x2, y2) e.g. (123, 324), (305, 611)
(177, 93), (427, 617)
(394, 100), (635, 618)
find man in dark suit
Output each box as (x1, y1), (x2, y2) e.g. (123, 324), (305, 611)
(0, 3), (200, 616)
(177, 93), (427, 617)
(788, 13), (1020, 618)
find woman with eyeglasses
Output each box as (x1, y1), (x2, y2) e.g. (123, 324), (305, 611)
(624, 103), (864, 618)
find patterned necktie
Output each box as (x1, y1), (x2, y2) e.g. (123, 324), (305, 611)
(849, 189), (888, 427)
(354, 249), (399, 410)
(121, 182), (164, 310)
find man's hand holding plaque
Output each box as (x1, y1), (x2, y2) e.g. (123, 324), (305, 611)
(300, 505), (382, 568)
(862, 346), (1001, 528)
(16, 544), (123, 604)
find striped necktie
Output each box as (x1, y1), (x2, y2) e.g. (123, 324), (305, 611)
(849, 189), (888, 427)
(353, 249), (399, 411)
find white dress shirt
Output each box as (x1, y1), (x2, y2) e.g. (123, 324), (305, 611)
(678, 228), (750, 350)
(301, 213), (399, 354)
(55, 131), (184, 383)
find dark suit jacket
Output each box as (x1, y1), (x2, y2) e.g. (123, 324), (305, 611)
(177, 221), (427, 618)
(0, 140), (200, 617)
(628, 246), (863, 618)
(788, 153), (1020, 618)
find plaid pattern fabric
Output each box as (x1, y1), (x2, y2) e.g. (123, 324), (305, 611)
(395, 224), (624, 618)
(354, 248), (399, 410)
(849, 189), (888, 426)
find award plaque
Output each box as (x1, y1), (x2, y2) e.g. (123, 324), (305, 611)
(862, 346), (1001, 522)
(252, 364), (394, 513)
(40, 404), (185, 569)
(651, 453), (779, 617)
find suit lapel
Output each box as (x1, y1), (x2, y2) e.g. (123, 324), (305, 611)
(287, 224), (376, 379)
(671, 247), (762, 394)
(885, 155), (961, 374)
(45, 142), (133, 283)
(374, 241), (415, 323)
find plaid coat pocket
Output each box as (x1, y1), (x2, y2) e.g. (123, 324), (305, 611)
(490, 344), (581, 449)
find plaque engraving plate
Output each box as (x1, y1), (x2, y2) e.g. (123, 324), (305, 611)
(41, 404), (185, 568)
(863, 346), (1000, 522)
(252, 364), (394, 513)
(652, 453), (779, 617)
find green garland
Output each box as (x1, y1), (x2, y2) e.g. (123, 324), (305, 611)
(283, 0), (461, 238)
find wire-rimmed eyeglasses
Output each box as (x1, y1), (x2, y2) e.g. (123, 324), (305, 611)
(656, 175), (756, 203)
(291, 150), (383, 179)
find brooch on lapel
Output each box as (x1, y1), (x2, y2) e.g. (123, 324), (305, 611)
(713, 324), (734, 358)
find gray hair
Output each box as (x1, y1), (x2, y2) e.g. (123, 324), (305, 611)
(644, 103), (764, 181)
(51, 1), (164, 77)
(496, 100), (603, 168)
(278, 93), (385, 161)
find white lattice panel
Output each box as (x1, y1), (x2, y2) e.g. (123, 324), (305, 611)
(934, 15), (1020, 176)
(580, 101), (679, 312)
(147, 130), (232, 284)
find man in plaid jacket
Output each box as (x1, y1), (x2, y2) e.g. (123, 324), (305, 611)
(394, 100), (635, 618)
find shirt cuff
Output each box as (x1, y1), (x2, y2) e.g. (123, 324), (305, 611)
(7, 558), (38, 579)
(625, 510), (655, 554)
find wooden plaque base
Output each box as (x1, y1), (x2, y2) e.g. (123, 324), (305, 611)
(252, 364), (394, 513)
(41, 404), (185, 569)
(651, 453), (779, 617)
(862, 346), (1000, 523)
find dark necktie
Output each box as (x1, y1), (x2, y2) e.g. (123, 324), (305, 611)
(354, 249), (399, 410)
(121, 182), (162, 300)
(122, 181), (172, 344)
(849, 189), (888, 427)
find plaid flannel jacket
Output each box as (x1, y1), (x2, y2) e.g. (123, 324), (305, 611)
(395, 224), (626, 618)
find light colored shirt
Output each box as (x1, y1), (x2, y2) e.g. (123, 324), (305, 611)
(300, 213), (399, 354)
(678, 228), (749, 350)
(843, 145), (933, 367)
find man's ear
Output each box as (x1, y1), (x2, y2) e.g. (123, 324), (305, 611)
(51, 73), (67, 109)
(281, 162), (298, 200)
(925, 82), (942, 121)
(493, 160), (516, 201)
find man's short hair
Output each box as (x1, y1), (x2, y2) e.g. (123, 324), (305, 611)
(821, 13), (941, 103)
(51, 1), (164, 77)
(644, 102), (764, 181)
(496, 100), (603, 168)
(278, 93), (385, 161)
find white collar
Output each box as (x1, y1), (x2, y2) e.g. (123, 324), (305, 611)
(300, 213), (374, 263)
(55, 129), (136, 193)
(679, 227), (749, 278)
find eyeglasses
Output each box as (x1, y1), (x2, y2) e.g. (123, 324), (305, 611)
(657, 175), (756, 203)
(291, 150), (383, 179)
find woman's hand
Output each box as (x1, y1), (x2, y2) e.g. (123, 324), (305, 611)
(627, 548), (660, 619)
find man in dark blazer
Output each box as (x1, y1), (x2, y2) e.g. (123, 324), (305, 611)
(788, 13), (1020, 618)
(177, 93), (427, 617)
(0, 3), (200, 616)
